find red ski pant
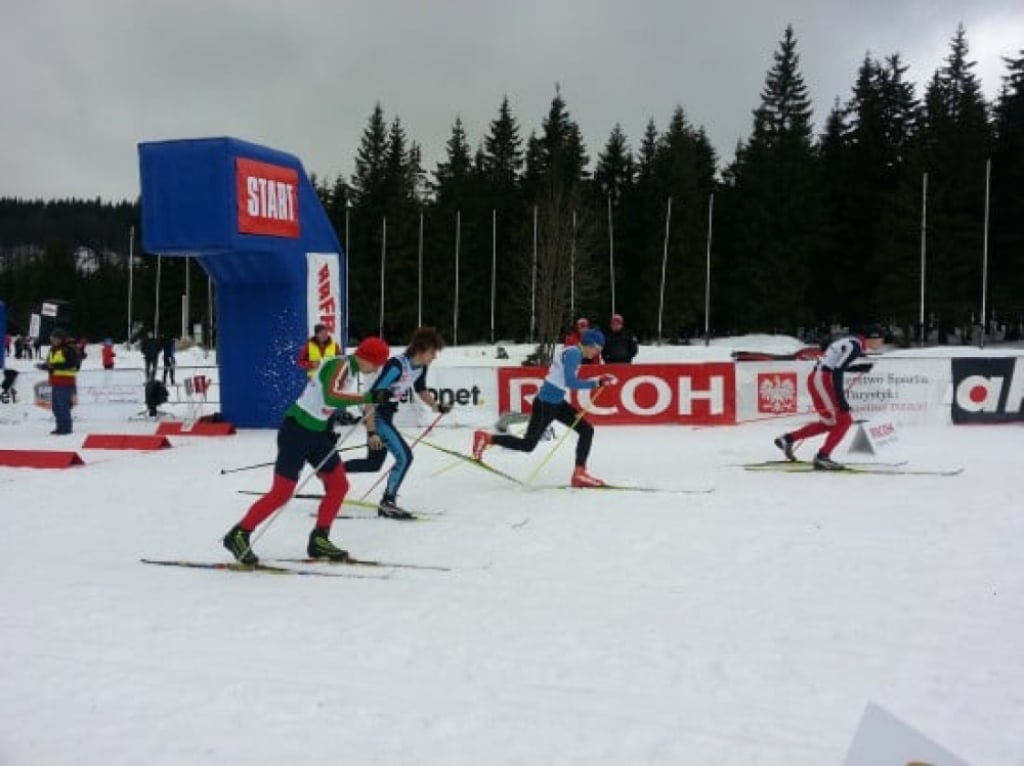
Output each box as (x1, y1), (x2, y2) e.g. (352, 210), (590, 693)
(239, 417), (350, 532)
(788, 368), (852, 457)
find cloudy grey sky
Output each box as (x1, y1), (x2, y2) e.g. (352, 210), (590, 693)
(2, 0), (1021, 201)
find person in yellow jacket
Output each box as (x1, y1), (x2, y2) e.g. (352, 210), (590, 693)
(37, 328), (79, 435)
(297, 324), (339, 378)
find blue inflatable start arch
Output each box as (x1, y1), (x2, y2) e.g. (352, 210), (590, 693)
(138, 137), (345, 428)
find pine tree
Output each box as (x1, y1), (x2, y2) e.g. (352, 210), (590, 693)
(480, 96), (527, 340)
(721, 25), (819, 332)
(990, 49), (1024, 335)
(649, 107), (716, 338)
(482, 95), (524, 191)
(594, 124), (635, 203)
(428, 117), (484, 342)
(351, 103), (388, 205)
(920, 25), (993, 337)
(591, 125), (636, 327)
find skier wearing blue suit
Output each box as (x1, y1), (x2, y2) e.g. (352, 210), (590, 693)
(472, 329), (617, 487)
(344, 327), (450, 519)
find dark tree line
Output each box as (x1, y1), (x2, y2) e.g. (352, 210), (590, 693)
(2, 25), (1022, 348)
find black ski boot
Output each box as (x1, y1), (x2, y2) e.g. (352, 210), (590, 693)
(812, 452), (845, 471)
(223, 525), (259, 565)
(773, 434), (796, 461)
(378, 497), (416, 521)
(307, 528), (349, 561)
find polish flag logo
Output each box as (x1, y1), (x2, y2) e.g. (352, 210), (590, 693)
(758, 372), (797, 413)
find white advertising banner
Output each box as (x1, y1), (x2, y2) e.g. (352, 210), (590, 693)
(389, 366), (500, 430)
(305, 252), (341, 341)
(844, 702), (970, 766)
(735, 358), (952, 427)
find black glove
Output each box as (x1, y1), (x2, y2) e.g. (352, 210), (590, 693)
(335, 409), (360, 425)
(848, 362), (874, 373)
(372, 389), (392, 405)
(436, 402), (453, 414)
(36, 362), (48, 371)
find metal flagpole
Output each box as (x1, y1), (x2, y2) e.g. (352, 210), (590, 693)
(657, 197), (672, 344)
(344, 203), (350, 346)
(980, 159), (991, 349)
(608, 194), (616, 315)
(207, 276), (214, 350)
(379, 217), (386, 338)
(704, 192), (715, 347)
(417, 209), (424, 328)
(127, 225), (134, 345)
(182, 256), (190, 339)
(919, 172), (928, 346)
(453, 210), (461, 346)
(530, 205), (537, 343)
(154, 255), (162, 336)
(571, 209), (577, 318)
(490, 209), (496, 344)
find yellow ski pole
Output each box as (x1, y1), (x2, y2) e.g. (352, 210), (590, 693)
(525, 386), (605, 485)
(358, 410), (447, 501)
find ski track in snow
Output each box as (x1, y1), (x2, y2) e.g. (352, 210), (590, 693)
(0, 343), (1022, 764)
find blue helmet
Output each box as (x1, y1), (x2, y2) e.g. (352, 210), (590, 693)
(581, 329), (605, 348)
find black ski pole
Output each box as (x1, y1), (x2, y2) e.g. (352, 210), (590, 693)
(220, 460), (275, 475)
(219, 443), (366, 475)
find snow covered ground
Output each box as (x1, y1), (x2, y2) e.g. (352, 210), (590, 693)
(1, 340), (1022, 765)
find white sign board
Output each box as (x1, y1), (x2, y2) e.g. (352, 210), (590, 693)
(844, 702), (970, 766)
(847, 418), (901, 457)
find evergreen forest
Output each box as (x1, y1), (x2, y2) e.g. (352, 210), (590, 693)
(1, 26), (1022, 349)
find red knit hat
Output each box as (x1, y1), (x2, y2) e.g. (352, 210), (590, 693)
(354, 337), (390, 367)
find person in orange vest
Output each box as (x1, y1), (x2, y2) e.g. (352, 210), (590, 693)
(101, 339), (116, 369)
(297, 324), (340, 378)
(37, 327), (79, 435)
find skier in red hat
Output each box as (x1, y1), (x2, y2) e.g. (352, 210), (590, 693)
(223, 336), (391, 565)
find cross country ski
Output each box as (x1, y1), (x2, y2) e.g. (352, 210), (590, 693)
(741, 462), (963, 476)
(139, 558), (390, 579)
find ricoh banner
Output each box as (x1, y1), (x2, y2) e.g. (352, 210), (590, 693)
(497, 363), (736, 425)
(734, 358), (951, 426)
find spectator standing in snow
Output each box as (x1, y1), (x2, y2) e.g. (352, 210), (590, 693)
(162, 337), (176, 385)
(602, 313), (639, 364)
(141, 333), (161, 381)
(563, 317), (589, 347)
(101, 339), (116, 370)
(37, 328), (79, 435)
(297, 324), (339, 379)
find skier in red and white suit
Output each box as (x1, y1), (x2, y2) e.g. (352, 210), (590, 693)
(774, 327), (884, 470)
